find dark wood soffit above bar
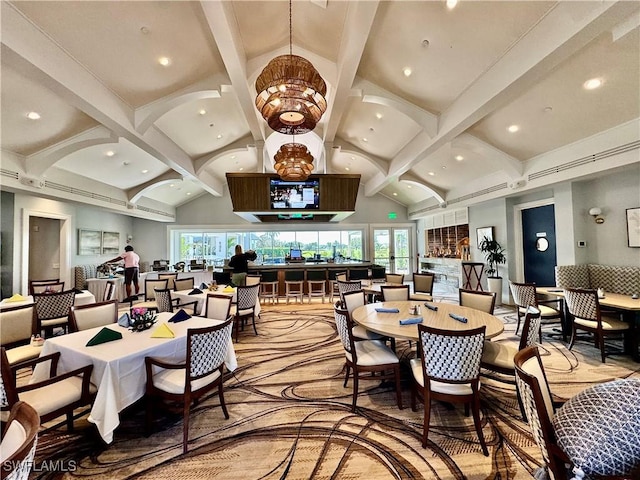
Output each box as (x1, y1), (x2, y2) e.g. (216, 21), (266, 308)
(225, 173), (361, 223)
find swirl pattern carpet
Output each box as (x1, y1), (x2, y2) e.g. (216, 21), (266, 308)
(31, 301), (639, 479)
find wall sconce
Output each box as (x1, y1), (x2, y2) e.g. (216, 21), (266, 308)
(589, 207), (605, 224)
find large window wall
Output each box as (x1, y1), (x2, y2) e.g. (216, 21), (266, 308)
(171, 228), (365, 266)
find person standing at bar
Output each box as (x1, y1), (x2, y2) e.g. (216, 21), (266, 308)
(228, 245), (256, 286)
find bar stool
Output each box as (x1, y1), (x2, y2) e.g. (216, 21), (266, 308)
(284, 270), (304, 304)
(461, 262), (484, 291)
(306, 270), (327, 303)
(260, 270), (279, 304)
(329, 271), (347, 303)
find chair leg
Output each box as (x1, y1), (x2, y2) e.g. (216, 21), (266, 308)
(422, 396), (431, 448)
(394, 365), (403, 410)
(471, 395), (489, 456)
(599, 334), (606, 363)
(183, 401), (190, 454)
(145, 395), (154, 436)
(515, 310), (522, 335)
(343, 364), (350, 388)
(218, 382), (229, 419)
(351, 372), (359, 412)
(66, 412), (74, 431)
(568, 323), (578, 350)
(251, 314), (258, 336)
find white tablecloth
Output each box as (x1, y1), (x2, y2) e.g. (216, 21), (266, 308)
(31, 312), (237, 443)
(145, 271), (213, 287)
(0, 290), (96, 310)
(86, 273), (149, 301)
(172, 287), (261, 317)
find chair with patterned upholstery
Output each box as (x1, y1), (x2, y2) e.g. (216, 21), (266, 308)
(333, 305), (403, 412)
(514, 346), (571, 480)
(459, 288), (496, 314)
(0, 304), (39, 369)
(411, 273), (435, 302)
(69, 299), (118, 332)
(233, 284), (260, 342)
(0, 401), (39, 480)
(29, 279), (63, 295)
(152, 288), (198, 316)
(203, 294), (232, 321)
(33, 289), (76, 336)
(564, 288), (630, 363)
(410, 324), (488, 455)
(1, 347), (95, 431)
(509, 281), (564, 341)
(329, 271), (347, 303)
(130, 279), (169, 313)
(336, 280), (362, 306)
(381, 285), (410, 302)
(144, 319), (233, 453)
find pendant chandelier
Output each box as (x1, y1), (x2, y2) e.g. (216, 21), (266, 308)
(273, 142), (314, 181)
(255, 0), (327, 135)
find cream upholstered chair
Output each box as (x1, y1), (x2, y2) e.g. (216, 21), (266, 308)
(0, 401), (39, 480)
(306, 269), (327, 303)
(284, 270), (304, 304)
(131, 279), (169, 312)
(33, 289), (76, 336)
(329, 271), (347, 302)
(509, 281), (564, 341)
(343, 290), (395, 350)
(385, 273), (404, 284)
(411, 273), (435, 302)
(144, 319), (233, 454)
(459, 288), (496, 314)
(333, 305), (402, 412)
(157, 272), (178, 285)
(203, 294), (232, 321)
(29, 279), (63, 295)
(259, 270), (279, 304)
(336, 280), (362, 306)
(410, 324), (488, 456)
(1, 347), (95, 431)
(245, 275), (261, 286)
(380, 285), (410, 301)
(173, 277), (195, 291)
(514, 346), (570, 480)
(154, 289), (198, 315)
(564, 288), (630, 363)
(69, 299), (118, 332)
(0, 304), (39, 367)
(233, 284), (260, 342)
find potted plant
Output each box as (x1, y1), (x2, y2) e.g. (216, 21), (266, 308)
(479, 237), (506, 305)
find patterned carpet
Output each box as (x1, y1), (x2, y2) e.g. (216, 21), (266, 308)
(30, 299), (640, 479)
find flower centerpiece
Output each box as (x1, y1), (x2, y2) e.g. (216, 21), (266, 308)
(129, 307), (157, 332)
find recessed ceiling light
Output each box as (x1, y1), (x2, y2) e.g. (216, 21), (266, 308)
(543, 106), (553, 113)
(169, 184), (175, 188)
(351, 156), (355, 160)
(140, 26), (150, 35)
(428, 171), (435, 176)
(217, 134), (223, 139)
(199, 109), (206, 115)
(122, 161), (130, 166)
(26, 112), (40, 120)
(407, 185), (412, 189)
(141, 169), (149, 174)
(441, 165), (447, 170)
(231, 155), (236, 159)
(583, 78), (603, 90)
(106, 151), (115, 157)
(446, 0), (458, 10)
(508, 124), (520, 133)
(455, 155), (464, 161)
(403, 67), (412, 77)
(362, 138), (368, 142)
(239, 167), (244, 171)
(345, 167), (350, 171)
(186, 192), (191, 196)
(393, 192), (398, 196)
(158, 57), (171, 67)
(421, 39), (430, 47)
(375, 113), (383, 120)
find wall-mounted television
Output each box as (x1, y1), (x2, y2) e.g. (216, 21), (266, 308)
(270, 178), (319, 210)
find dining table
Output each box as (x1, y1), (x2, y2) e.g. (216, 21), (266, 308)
(553, 378), (640, 479)
(172, 286), (261, 317)
(351, 300), (504, 341)
(30, 312), (237, 444)
(0, 290), (96, 310)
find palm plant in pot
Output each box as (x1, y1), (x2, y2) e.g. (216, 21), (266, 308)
(479, 237), (506, 305)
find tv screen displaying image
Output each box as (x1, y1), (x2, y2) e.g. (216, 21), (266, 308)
(270, 179), (319, 209)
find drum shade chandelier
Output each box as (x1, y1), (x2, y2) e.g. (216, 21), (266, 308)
(255, 0), (324, 181)
(254, 0), (327, 135)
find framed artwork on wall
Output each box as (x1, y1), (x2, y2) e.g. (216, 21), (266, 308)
(102, 231), (120, 255)
(476, 226), (494, 248)
(78, 229), (101, 255)
(626, 207), (640, 247)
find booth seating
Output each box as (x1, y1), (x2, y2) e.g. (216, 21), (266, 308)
(555, 264), (640, 295)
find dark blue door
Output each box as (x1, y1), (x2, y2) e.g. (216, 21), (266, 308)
(522, 205), (557, 286)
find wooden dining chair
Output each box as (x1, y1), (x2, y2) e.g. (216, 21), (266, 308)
(130, 279), (169, 312)
(144, 319), (233, 453)
(329, 271), (347, 303)
(33, 289), (76, 336)
(336, 280), (362, 306)
(333, 305), (403, 412)
(173, 277), (195, 291)
(410, 324), (488, 456)
(385, 273), (404, 284)
(1, 347), (96, 431)
(233, 284), (260, 342)
(0, 401), (39, 480)
(203, 293), (232, 321)
(509, 281), (564, 341)
(514, 346), (571, 480)
(342, 290), (395, 350)
(69, 299), (118, 332)
(154, 288), (198, 315)
(380, 285), (410, 302)
(0, 304), (39, 368)
(459, 288), (496, 314)
(28, 278), (61, 295)
(411, 272), (435, 302)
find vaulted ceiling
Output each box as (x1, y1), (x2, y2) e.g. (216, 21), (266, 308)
(2, 1), (639, 219)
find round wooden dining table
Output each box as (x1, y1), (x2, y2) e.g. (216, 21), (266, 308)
(351, 300), (504, 341)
